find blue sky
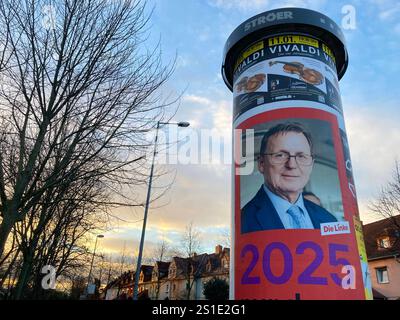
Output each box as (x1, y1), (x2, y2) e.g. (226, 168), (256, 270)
(100, 0), (400, 259)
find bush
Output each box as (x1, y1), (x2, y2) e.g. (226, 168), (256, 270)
(203, 278), (229, 300)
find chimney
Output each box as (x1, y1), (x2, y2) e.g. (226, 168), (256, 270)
(215, 245), (222, 255)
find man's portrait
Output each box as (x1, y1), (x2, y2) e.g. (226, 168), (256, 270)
(241, 122), (339, 233)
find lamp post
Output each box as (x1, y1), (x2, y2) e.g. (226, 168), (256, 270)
(133, 121), (190, 300)
(87, 234), (104, 295)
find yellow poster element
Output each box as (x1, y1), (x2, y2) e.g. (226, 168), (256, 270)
(235, 41), (264, 71)
(353, 216), (373, 300)
(268, 35), (319, 47)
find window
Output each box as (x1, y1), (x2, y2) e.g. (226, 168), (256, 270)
(376, 267), (389, 284)
(377, 236), (391, 249)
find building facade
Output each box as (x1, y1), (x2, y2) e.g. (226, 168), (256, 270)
(363, 216), (400, 300)
(104, 245), (230, 300)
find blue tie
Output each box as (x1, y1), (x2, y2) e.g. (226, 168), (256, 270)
(287, 205), (306, 229)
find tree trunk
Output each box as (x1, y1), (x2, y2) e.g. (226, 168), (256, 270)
(13, 248), (35, 300)
(0, 245), (21, 289)
(0, 215), (14, 261)
(156, 279), (160, 300)
(186, 277), (191, 300)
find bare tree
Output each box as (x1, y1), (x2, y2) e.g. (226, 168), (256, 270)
(369, 160), (400, 233)
(175, 222), (206, 300)
(0, 0), (177, 264)
(152, 238), (171, 263)
(70, 275), (86, 300)
(119, 241), (127, 276)
(8, 175), (108, 299)
(179, 222), (202, 258)
(98, 253), (131, 295)
(151, 238), (170, 300)
(218, 228), (231, 249)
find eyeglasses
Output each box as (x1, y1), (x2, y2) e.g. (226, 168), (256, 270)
(263, 151), (314, 166)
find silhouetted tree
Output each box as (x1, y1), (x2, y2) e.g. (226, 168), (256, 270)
(175, 222), (206, 300)
(0, 0), (178, 299)
(203, 277), (229, 300)
(369, 160), (400, 234)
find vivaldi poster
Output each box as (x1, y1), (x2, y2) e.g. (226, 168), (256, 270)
(222, 8), (372, 300)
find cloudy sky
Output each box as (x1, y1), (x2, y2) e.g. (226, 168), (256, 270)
(99, 0), (400, 260)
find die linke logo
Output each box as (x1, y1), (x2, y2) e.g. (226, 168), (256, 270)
(321, 221), (350, 236)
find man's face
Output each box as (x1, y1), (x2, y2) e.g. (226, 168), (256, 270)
(258, 131), (313, 202)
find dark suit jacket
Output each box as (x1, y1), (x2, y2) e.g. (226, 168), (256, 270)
(241, 185), (338, 233)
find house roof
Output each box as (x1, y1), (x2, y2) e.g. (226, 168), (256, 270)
(206, 253), (222, 271)
(105, 270), (135, 290)
(104, 245), (231, 289)
(171, 256), (189, 276)
(363, 216), (400, 260)
(140, 265), (154, 281)
(156, 261), (170, 273)
(170, 254), (209, 277)
(210, 255), (221, 269)
(154, 261), (170, 279)
(372, 288), (387, 300)
(191, 253), (208, 275)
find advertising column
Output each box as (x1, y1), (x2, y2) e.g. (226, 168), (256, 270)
(222, 8), (372, 300)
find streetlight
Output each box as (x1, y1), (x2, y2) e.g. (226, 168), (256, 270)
(133, 120), (190, 300)
(87, 234), (104, 295)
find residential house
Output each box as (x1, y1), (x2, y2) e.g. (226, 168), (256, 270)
(104, 270), (135, 300)
(166, 245), (230, 300)
(104, 277), (121, 300)
(103, 245), (230, 300)
(363, 216), (400, 300)
(137, 265), (154, 299)
(148, 261), (170, 300)
(195, 245), (230, 300)
(167, 256), (191, 300)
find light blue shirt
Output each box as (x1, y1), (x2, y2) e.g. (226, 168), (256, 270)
(263, 185), (315, 229)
